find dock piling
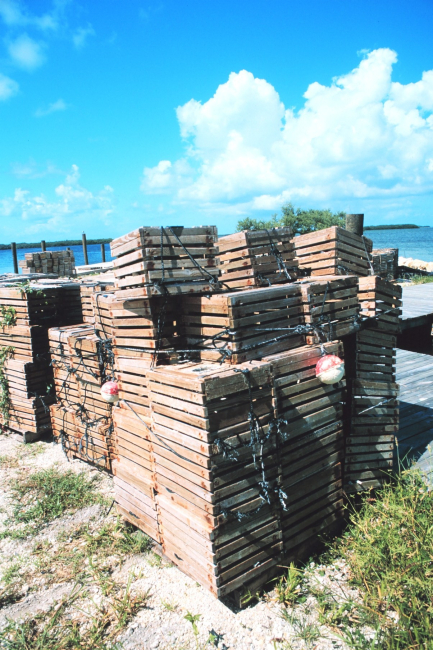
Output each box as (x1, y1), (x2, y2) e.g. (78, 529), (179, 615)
(82, 233), (89, 266)
(11, 242), (18, 274)
(346, 213), (364, 236)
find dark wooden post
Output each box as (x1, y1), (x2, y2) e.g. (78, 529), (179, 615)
(346, 213), (364, 236)
(11, 242), (18, 274)
(41, 240), (46, 251)
(100, 243), (106, 263)
(82, 233), (89, 266)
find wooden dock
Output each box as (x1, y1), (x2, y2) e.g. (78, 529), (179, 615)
(398, 283), (433, 350)
(397, 348), (433, 483)
(400, 283), (433, 331)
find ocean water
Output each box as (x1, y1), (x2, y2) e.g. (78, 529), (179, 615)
(0, 243), (112, 276)
(366, 227), (433, 261)
(0, 228), (432, 275)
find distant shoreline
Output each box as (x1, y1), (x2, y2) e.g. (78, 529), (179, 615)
(0, 238), (112, 250)
(364, 225), (426, 231)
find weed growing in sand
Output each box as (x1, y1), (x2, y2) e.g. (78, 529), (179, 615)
(280, 609), (321, 649)
(161, 599), (178, 611)
(5, 466), (102, 535)
(1, 561), (22, 586)
(32, 517), (151, 587)
(0, 559), (26, 608)
(0, 454), (19, 469)
(275, 563), (307, 606)
(147, 551), (162, 567)
(1, 522), (152, 649)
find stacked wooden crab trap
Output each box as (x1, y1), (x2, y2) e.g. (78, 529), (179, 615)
(0, 280), (83, 441)
(49, 323), (116, 470)
(1, 223), (402, 601)
(344, 276), (402, 492)
(18, 249), (76, 276)
(79, 222), (398, 602)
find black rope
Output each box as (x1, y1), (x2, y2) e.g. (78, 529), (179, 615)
(165, 226), (220, 286)
(265, 229), (293, 281)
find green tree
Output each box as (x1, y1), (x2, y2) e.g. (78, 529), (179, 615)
(237, 202), (345, 235)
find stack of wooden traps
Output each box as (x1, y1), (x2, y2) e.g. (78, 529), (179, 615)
(26, 221), (403, 601)
(105, 294), (180, 362)
(180, 284), (305, 364)
(264, 343), (346, 561)
(345, 277), (402, 492)
(110, 226), (220, 297)
(49, 324), (115, 470)
(49, 324), (91, 452)
(111, 354), (158, 540)
(293, 227), (372, 276)
(1, 355), (55, 442)
(80, 281), (115, 324)
(218, 228), (298, 289)
(147, 360), (280, 598)
(371, 248), (399, 280)
(299, 276), (360, 344)
(113, 341), (348, 599)
(18, 250), (76, 276)
(0, 282), (82, 440)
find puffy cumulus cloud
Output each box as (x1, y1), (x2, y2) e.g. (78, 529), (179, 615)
(0, 71), (18, 100)
(0, 165), (115, 235)
(7, 33), (46, 70)
(141, 49), (433, 214)
(141, 159), (194, 193)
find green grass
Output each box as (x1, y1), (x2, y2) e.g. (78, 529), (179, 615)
(0, 454), (19, 469)
(327, 469), (433, 648)
(275, 563), (307, 606)
(409, 275), (433, 285)
(274, 469), (433, 648)
(276, 468), (433, 649)
(2, 466), (103, 537)
(32, 518), (152, 583)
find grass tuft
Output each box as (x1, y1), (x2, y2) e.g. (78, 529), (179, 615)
(5, 466), (102, 535)
(408, 275), (433, 285)
(318, 469), (433, 648)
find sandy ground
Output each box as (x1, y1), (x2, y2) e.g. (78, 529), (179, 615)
(0, 432), (358, 650)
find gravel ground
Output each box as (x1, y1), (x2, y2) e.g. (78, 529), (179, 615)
(0, 432), (356, 650)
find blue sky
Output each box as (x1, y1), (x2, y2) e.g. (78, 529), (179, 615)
(0, 0), (432, 241)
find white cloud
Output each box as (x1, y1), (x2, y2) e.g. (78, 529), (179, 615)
(141, 159), (194, 193)
(0, 165), (115, 235)
(141, 49), (433, 215)
(11, 159), (62, 178)
(72, 24), (95, 49)
(7, 33), (46, 70)
(0, 71), (18, 100)
(0, 0), (59, 30)
(34, 98), (68, 117)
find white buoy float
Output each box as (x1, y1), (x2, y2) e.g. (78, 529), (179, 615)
(100, 380), (119, 403)
(315, 354), (345, 385)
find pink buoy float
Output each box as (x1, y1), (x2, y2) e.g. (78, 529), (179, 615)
(100, 381), (119, 403)
(315, 354), (345, 385)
